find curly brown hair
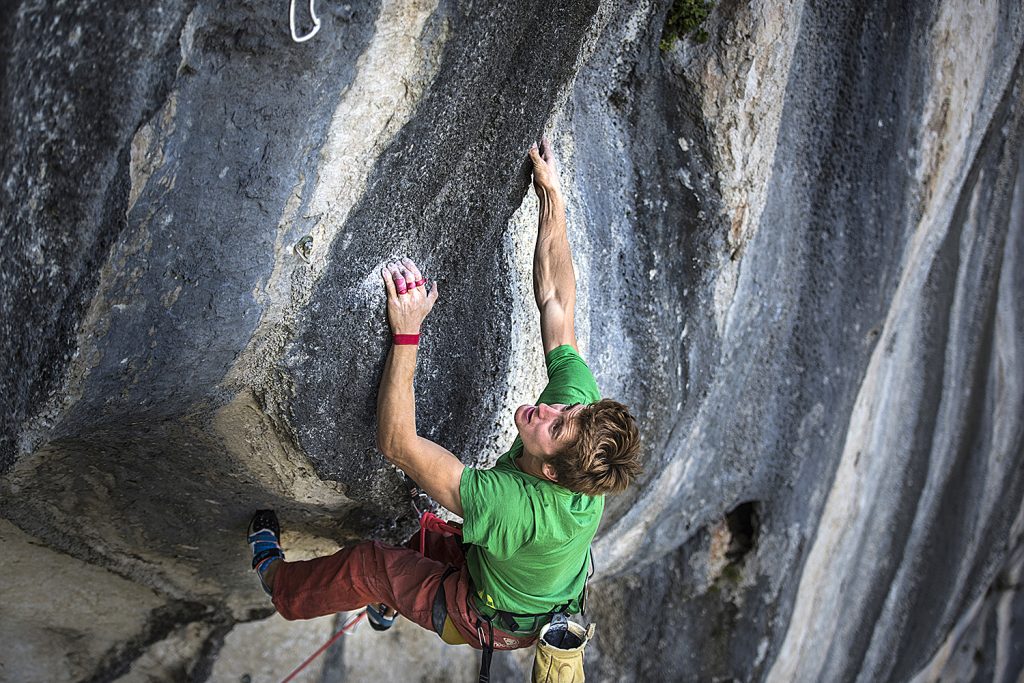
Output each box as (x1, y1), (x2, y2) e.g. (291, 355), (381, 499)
(551, 398), (642, 495)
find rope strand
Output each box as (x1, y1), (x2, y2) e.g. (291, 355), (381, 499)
(280, 611), (366, 683)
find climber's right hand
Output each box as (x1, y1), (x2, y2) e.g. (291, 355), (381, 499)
(381, 257), (439, 335)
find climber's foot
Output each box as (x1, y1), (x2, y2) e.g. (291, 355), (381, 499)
(248, 510), (284, 596)
(366, 603), (398, 631)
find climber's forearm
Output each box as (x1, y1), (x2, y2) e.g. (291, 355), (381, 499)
(376, 345), (418, 458)
(533, 189), (576, 309)
(374, 343), (465, 516)
(533, 187), (578, 353)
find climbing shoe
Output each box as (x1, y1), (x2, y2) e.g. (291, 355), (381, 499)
(248, 509), (284, 596)
(366, 603), (397, 631)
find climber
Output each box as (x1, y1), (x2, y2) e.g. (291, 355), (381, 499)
(246, 137), (642, 661)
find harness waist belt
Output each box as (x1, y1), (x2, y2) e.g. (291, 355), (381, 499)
(469, 593), (566, 635)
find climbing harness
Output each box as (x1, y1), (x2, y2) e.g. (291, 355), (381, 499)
(472, 548), (593, 634)
(410, 476), (598, 682)
(289, 0), (321, 42)
(472, 598), (593, 683)
(476, 615), (496, 683)
(464, 531), (595, 681)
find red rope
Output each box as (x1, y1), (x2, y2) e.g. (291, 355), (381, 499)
(419, 510), (463, 553)
(280, 610), (366, 683)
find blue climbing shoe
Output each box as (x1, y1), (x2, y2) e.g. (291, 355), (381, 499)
(248, 509), (284, 595)
(366, 603), (397, 631)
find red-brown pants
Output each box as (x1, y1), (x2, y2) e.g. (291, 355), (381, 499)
(271, 528), (537, 651)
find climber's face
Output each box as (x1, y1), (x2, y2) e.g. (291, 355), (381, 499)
(514, 402), (583, 459)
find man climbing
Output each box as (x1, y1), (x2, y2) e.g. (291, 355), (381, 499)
(247, 138), (642, 659)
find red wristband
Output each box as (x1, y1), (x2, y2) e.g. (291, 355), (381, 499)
(393, 334), (420, 346)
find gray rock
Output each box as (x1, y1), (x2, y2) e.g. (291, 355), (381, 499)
(1, 0), (1022, 681)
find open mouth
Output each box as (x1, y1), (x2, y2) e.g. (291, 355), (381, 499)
(526, 406), (536, 423)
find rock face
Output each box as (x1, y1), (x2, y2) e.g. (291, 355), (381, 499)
(1, 0), (1022, 680)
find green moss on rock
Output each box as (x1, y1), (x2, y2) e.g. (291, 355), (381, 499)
(660, 0), (714, 50)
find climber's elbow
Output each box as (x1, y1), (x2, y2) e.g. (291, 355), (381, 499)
(376, 432), (415, 468)
(376, 433), (397, 462)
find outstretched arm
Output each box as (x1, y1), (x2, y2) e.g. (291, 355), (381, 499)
(528, 138), (578, 354)
(376, 258), (465, 517)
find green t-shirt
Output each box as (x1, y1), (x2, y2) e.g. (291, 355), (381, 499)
(459, 344), (603, 616)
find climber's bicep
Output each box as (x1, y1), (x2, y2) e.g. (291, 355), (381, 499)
(399, 437), (465, 518)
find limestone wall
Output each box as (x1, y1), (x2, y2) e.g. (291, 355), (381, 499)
(1, 0), (1022, 680)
